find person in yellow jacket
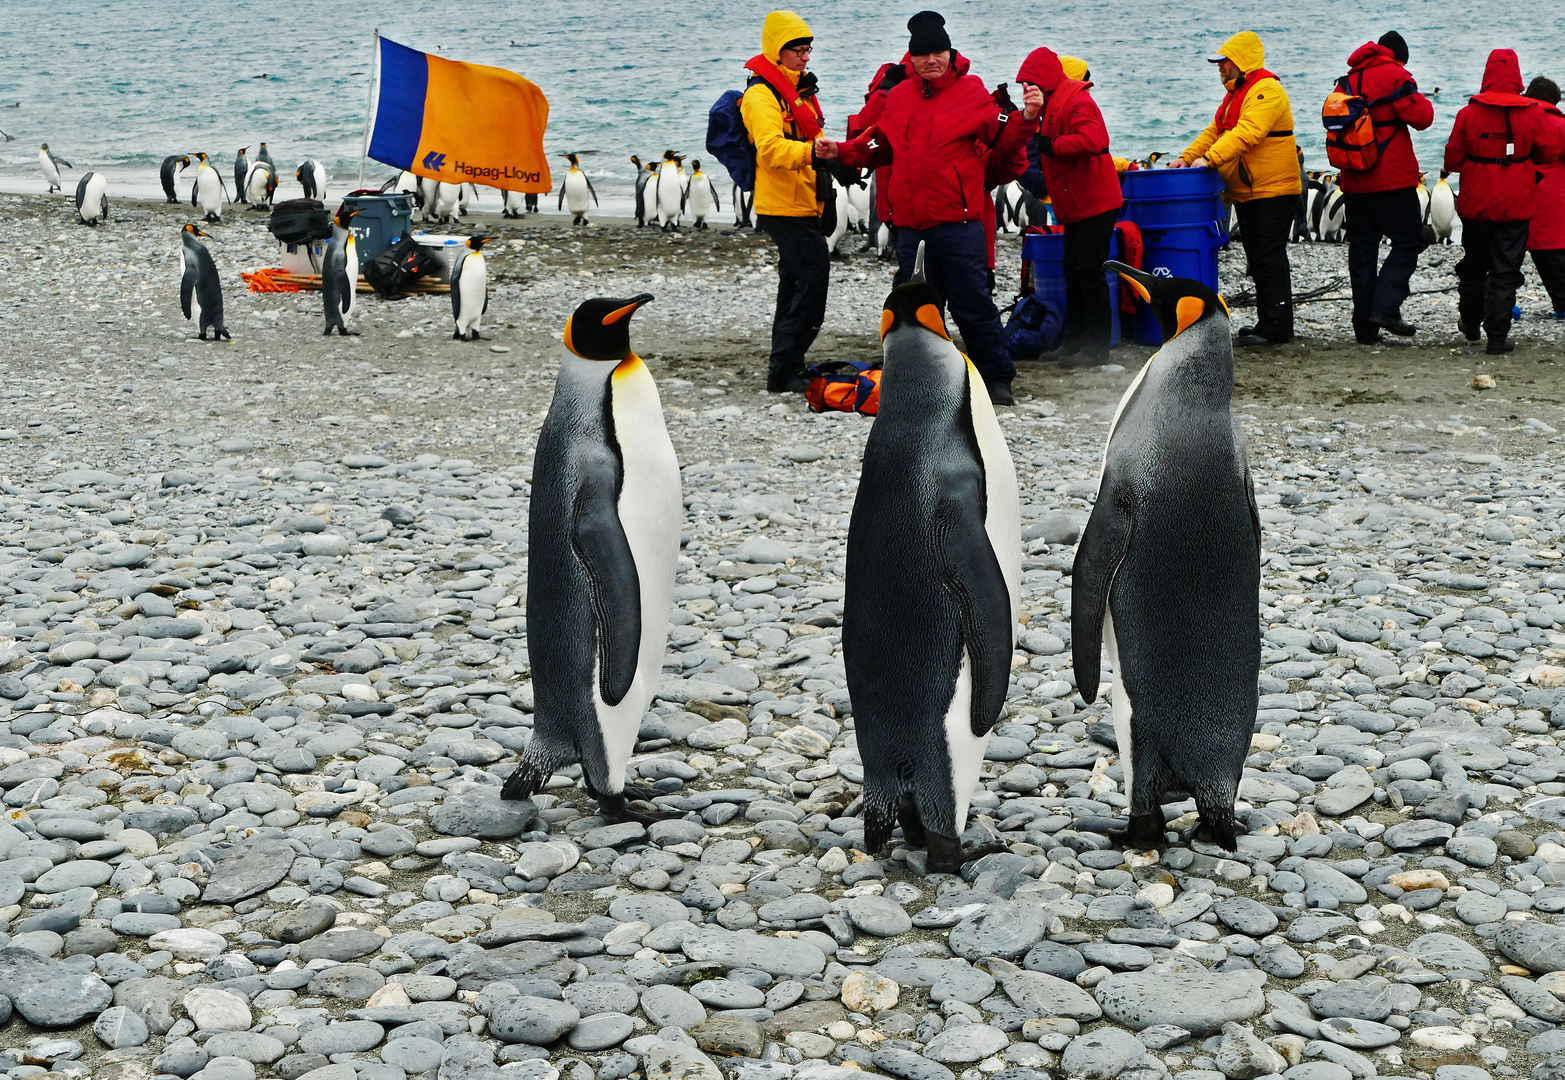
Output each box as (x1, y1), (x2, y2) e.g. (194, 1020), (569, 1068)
(1171, 31), (1301, 345)
(740, 10), (831, 393)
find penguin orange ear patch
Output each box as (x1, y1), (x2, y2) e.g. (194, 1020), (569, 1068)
(1118, 273), (1152, 304)
(916, 304), (950, 339)
(563, 316), (576, 355)
(1175, 296), (1206, 336)
(879, 309), (894, 341)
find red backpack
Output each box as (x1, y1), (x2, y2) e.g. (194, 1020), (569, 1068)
(1322, 72), (1416, 172)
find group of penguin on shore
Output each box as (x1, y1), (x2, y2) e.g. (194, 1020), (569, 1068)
(504, 248), (1261, 869)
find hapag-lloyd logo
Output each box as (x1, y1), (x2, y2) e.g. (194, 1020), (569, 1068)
(453, 160), (542, 183)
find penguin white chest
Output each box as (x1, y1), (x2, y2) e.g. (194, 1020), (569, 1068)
(456, 256), (486, 333)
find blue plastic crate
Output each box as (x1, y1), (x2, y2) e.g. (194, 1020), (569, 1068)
(340, 193), (415, 262)
(1120, 166), (1227, 229)
(1131, 222), (1227, 346)
(1020, 231), (1122, 350)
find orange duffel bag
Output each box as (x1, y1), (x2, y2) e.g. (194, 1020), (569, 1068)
(805, 361), (882, 416)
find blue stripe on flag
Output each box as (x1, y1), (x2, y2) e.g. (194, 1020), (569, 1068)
(367, 37), (429, 171)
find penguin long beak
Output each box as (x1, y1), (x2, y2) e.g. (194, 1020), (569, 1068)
(911, 240), (927, 284)
(604, 294), (655, 324)
(1105, 260), (1154, 304)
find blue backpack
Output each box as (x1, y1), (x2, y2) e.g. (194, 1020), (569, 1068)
(706, 78), (767, 194)
(1004, 293), (1064, 360)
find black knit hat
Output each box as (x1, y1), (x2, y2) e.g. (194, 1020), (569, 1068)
(1378, 31), (1408, 64)
(907, 11), (951, 55)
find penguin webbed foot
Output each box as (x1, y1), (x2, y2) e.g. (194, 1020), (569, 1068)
(1127, 811), (1170, 850)
(592, 785), (681, 826)
(924, 833), (1012, 877)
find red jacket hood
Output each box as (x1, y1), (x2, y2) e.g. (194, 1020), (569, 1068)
(1017, 47), (1065, 92)
(1347, 42), (1395, 70)
(1482, 49), (1523, 94)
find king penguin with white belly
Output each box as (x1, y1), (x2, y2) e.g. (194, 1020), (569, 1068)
(1074, 262), (1260, 850)
(845, 245), (1022, 875)
(501, 295), (682, 824)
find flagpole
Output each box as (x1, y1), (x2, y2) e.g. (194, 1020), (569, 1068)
(357, 29), (380, 189)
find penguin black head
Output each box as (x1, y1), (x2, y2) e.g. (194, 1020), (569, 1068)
(691, 159), (702, 172)
(466, 235), (491, 252)
(1106, 260), (1228, 343)
(179, 156), (191, 169)
(880, 244), (951, 341)
(564, 153), (580, 167)
(240, 146), (249, 153)
(630, 154), (641, 167)
(334, 207), (361, 229)
(564, 295), (655, 361)
(662, 150), (677, 161)
(182, 224), (211, 239)
(1439, 168), (1451, 180)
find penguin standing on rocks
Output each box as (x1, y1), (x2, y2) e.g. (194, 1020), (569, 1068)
(322, 208), (360, 336)
(845, 244), (1022, 875)
(75, 171), (108, 225)
(1431, 170), (1456, 243)
(503, 189), (525, 218)
(1073, 262), (1260, 851)
(501, 294), (681, 825)
(234, 147), (251, 203)
(559, 153), (598, 225)
(39, 144), (71, 193)
(733, 182), (753, 229)
(686, 159), (720, 229)
(431, 181), (460, 223)
(160, 155), (191, 204)
(450, 236), (490, 341)
(244, 161), (277, 208)
(631, 155), (652, 226)
(297, 158), (326, 201)
(655, 151), (685, 230)
(180, 224), (230, 341)
(192, 153), (227, 221)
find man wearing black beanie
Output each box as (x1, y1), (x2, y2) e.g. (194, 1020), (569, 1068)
(1335, 31), (1434, 343)
(816, 11), (1044, 404)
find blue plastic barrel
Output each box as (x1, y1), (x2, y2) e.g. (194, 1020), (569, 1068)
(1019, 232), (1121, 349)
(1131, 222), (1227, 346)
(1120, 167), (1226, 229)
(340, 193), (415, 262)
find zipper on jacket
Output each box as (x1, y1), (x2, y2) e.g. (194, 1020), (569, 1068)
(955, 167), (968, 216)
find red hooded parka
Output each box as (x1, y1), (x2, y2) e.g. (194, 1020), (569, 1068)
(836, 51), (1040, 231)
(1015, 47), (1122, 224)
(1530, 104), (1565, 251)
(1334, 42), (1434, 194)
(1444, 49), (1562, 222)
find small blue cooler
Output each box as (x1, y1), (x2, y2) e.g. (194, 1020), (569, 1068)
(1020, 231), (1123, 349)
(340, 193), (415, 262)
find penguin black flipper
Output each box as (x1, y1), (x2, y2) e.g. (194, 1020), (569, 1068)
(1071, 479), (1133, 706)
(571, 452), (642, 708)
(449, 251), (467, 323)
(180, 268), (195, 321)
(934, 486), (1013, 738)
(557, 187), (565, 211)
(585, 174), (599, 207)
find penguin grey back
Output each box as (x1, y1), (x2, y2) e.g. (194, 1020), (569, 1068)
(321, 227), (350, 336)
(1073, 264), (1258, 849)
(180, 227), (229, 340)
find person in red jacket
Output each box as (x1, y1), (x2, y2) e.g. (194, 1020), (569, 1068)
(1016, 47), (1124, 366)
(1336, 32), (1435, 344)
(1525, 77), (1565, 318)
(816, 11), (1042, 405)
(849, 58), (909, 253)
(1444, 48), (1563, 354)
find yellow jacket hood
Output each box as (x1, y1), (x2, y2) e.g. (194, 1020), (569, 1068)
(1214, 31), (1265, 74)
(761, 10), (813, 63)
(1060, 56), (1089, 82)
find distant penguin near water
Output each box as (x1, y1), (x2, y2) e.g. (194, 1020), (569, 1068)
(234, 147), (251, 203)
(192, 154), (227, 221)
(503, 189), (525, 218)
(846, 179), (870, 234)
(1074, 262), (1260, 851)
(39, 144), (71, 193)
(845, 244), (1022, 875)
(180, 224), (230, 340)
(1431, 170), (1456, 243)
(160, 155), (191, 204)
(244, 161), (277, 208)
(450, 236), (490, 341)
(655, 151), (685, 230)
(559, 153), (598, 225)
(256, 142), (274, 169)
(297, 159), (326, 201)
(322, 208), (360, 337)
(733, 182), (754, 229)
(75, 171), (108, 225)
(686, 159), (720, 229)
(631, 155), (653, 227)
(500, 294), (682, 826)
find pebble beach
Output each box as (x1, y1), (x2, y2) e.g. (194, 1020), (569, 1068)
(6, 189), (1565, 1080)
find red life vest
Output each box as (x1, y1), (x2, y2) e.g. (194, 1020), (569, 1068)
(743, 56), (824, 140)
(1216, 69), (1282, 132)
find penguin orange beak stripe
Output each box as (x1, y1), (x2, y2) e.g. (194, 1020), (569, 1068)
(1117, 272), (1152, 305)
(602, 302), (639, 325)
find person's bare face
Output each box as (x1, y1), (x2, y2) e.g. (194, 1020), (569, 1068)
(779, 43), (812, 73)
(912, 51), (951, 79)
(1217, 58), (1243, 84)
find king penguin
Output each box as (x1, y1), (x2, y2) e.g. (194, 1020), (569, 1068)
(844, 244), (1022, 875)
(503, 189), (525, 218)
(1431, 170), (1456, 243)
(39, 144), (71, 193)
(1074, 262), (1260, 850)
(322, 208), (360, 336)
(559, 153), (598, 225)
(630, 155), (651, 227)
(256, 142), (274, 169)
(297, 158), (326, 201)
(180, 224), (230, 341)
(75, 171), (108, 225)
(450, 236), (490, 341)
(234, 147), (251, 203)
(655, 151), (685, 230)
(192, 153), (226, 221)
(500, 294), (682, 824)
(686, 159), (720, 230)
(160, 155), (190, 204)
(244, 161), (277, 208)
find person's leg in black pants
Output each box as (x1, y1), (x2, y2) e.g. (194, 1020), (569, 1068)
(757, 214), (829, 391)
(1061, 208), (1118, 363)
(1369, 187), (1427, 331)
(1454, 216), (1491, 341)
(1483, 220), (1530, 352)
(897, 222), (1017, 397)
(1532, 249), (1565, 314)
(1344, 192), (1386, 343)
(1233, 194), (1295, 344)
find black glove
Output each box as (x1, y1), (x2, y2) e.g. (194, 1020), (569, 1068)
(992, 82), (1019, 113)
(1037, 135), (1055, 157)
(797, 71), (819, 98)
(827, 161), (866, 189)
(877, 64), (907, 92)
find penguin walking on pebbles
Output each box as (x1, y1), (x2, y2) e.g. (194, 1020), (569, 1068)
(559, 153), (598, 225)
(845, 244), (1022, 875)
(39, 144), (71, 193)
(655, 151), (685, 230)
(686, 159), (720, 229)
(1431, 170), (1456, 243)
(503, 189), (525, 218)
(192, 153), (227, 221)
(631, 155), (653, 227)
(450, 236), (490, 341)
(161, 155), (191, 203)
(297, 158), (326, 201)
(75, 171), (108, 225)
(234, 147), (251, 203)
(322, 208), (360, 336)
(180, 224), (230, 341)
(1074, 262), (1260, 850)
(501, 294), (682, 825)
